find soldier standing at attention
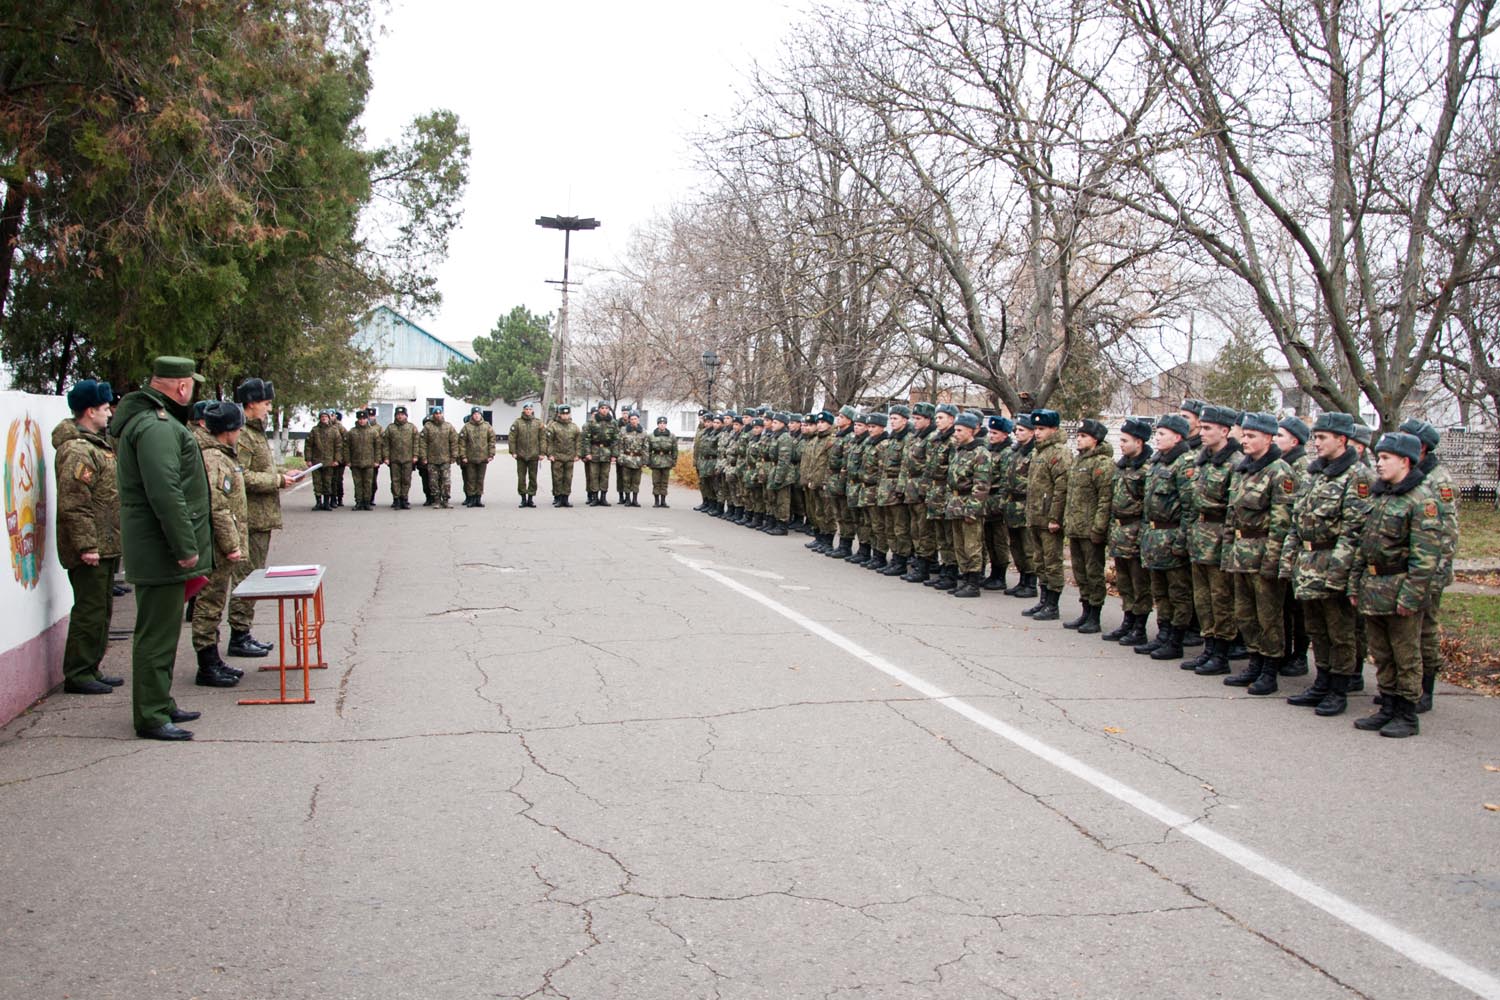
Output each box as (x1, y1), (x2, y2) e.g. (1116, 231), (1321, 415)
(617, 411), (648, 507)
(647, 416), (679, 507)
(922, 405), (959, 589)
(1348, 432), (1444, 738)
(1221, 412), (1296, 694)
(1400, 418), (1459, 713)
(226, 378), (287, 658)
(720, 413), (745, 521)
(898, 404), (937, 582)
(748, 415), (772, 530)
(543, 404), (582, 506)
(384, 406), (420, 509)
(765, 412), (797, 536)
(190, 401), (250, 689)
(1003, 415), (1038, 599)
(877, 407), (913, 577)
(691, 410), (710, 509)
(419, 408), (459, 508)
(417, 408), (438, 506)
(111, 357), (214, 740)
(1136, 414), (1196, 660)
(1062, 418), (1114, 634)
(583, 403), (617, 506)
(1180, 405), (1242, 673)
(786, 414), (808, 532)
(944, 411), (993, 598)
(1177, 399), (1208, 647)
(345, 408), (385, 511)
(802, 411), (835, 551)
(1023, 408), (1071, 621)
(458, 406), (496, 507)
(304, 410), (341, 511)
(853, 413), (886, 564)
(824, 407), (856, 557)
(1104, 417), (1156, 646)
(330, 410), (349, 508)
(980, 415), (1013, 590)
(54, 380), (124, 695)
(508, 401), (544, 508)
(1275, 416), (1313, 676)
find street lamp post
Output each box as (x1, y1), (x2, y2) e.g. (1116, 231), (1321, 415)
(701, 349), (722, 411)
(536, 215), (600, 417)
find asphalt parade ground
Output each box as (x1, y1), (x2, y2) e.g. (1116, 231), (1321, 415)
(3, 460), (1498, 1000)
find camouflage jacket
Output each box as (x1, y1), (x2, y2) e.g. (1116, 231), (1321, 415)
(202, 440), (250, 560)
(543, 419), (581, 461)
(507, 414), (544, 460)
(618, 427), (649, 469)
(922, 429), (956, 515)
(1349, 470), (1444, 616)
(876, 428), (908, 506)
(1063, 440), (1114, 539)
(385, 419), (421, 465)
(304, 422), (343, 467)
(1140, 440), (1195, 570)
(696, 428), (721, 475)
(1107, 448), (1152, 560)
(1222, 447), (1295, 575)
(1279, 448), (1371, 599)
(858, 432), (887, 500)
(945, 439), (993, 521)
(825, 428), (852, 495)
(236, 418), (283, 533)
(420, 420), (460, 464)
(647, 429), (679, 469)
(583, 416), (617, 462)
(692, 426), (707, 470)
(1420, 454), (1459, 589)
(459, 419), (496, 463)
(1282, 445), (1309, 484)
(722, 429), (745, 481)
(1004, 440), (1033, 528)
(768, 430), (800, 489)
(985, 441), (1012, 518)
(749, 431), (773, 487)
(1025, 433), (1071, 528)
(1186, 440), (1241, 565)
(845, 433), (871, 505)
(346, 423), (386, 467)
(900, 427), (932, 504)
(52, 418), (121, 568)
(801, 427), (832, 489)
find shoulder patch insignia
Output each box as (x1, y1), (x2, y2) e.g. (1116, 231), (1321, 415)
(1184, 467), (1196, 479)
(75, 463), (93, 484)
(1356, 482), (1369, 498)
(1282, 477), (1296, 493)
(155, 408), (168, 420)
(1424, 500), (1438, 518)
(1439, 487), (1454, 503)
(222, 475), (234, 495)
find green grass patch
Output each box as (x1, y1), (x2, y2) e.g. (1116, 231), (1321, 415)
(1439, 592), (1500, 697)
(1457, 500), (1500, 561)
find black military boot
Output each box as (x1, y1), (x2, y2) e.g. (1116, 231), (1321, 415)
(1416, 672), (1436, 713)
(474, 496), (485, 508)
(560, 496), (573, 507)
(933, 564), (960, 591)
(1247, 656), (1281, 695)
(1102, 611), (1134, 642)
(924, 561), (947, 586)
(1287, 668), (1331, 707)
(1063, 601), (1090, 630)
(1121, 612), (1150, 648)
(1224, 652), (1263, 686)
(1281, 632), (1310, 676)
(1032, 589), (1061, 622)
(1077, 604), (1103, 635)
(1314, 673), (1351, 716)
(1354, 696), (1398, 731)
(1379, 697), (1420, 738)
(952, 572), (982, 598)
(982, 568), (1008, 591)
(846, 542), (871, 565)
(1194, 637), (1232, 676)
(1180, 635), (1216, 671)
(1181, 624), (1203, 648)
(865, 550), (888, 571)
(1227, 635), (1249, 660)
(195, 645), (239, 687)
(767, 519), (788, 536)
(228, 630), (271, 658)
(1149, 625), (1184, 660)
(1134, 622), (1168, 655)
(881, 554), (909, 577)
(1347, 672), (1365, 693)
(1012, 573), (1039, 599)
(902, 556), (930, 583)
(596, 491), (611, 507)
(1021, 587), (1048, 616)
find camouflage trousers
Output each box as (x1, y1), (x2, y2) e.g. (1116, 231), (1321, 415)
(1069, 537), (1108, 606)
(514, 458), (539, 496)
(930, 509), (954, 563)
(790, 483), (805, 521)
(389, 461), (415, 502)
(312, 465), (338, 496)
(984, 518), (1009, 576)
(748, 484), (766, 514)
(651, 467), (671, 496)
(620, 466), (643, 492)
(584, 461), (610, 493)
(769, 485), (791, 521)
(429, 462), (452, 503)
(852, 504), (874, 548)
(832, 494), (854, 541)
(191, 558), (238, 650)
(1302, 594), (1358, 676)
(1030, 526), (1066, 591)
(803, 487), (828, 533)
(1114, 556), (1152, 615)
(550, 459), (574, 497)
(1364, 611), (1423, 703)
(909, 503), (934, 557)
(1150, 566), (1194, 627)
(1191, 563), (1236, 640)
(1231, 572), (1285, 656)
(883, 503), (912, 556)
(1007, 525), (1033, 574)
(351, 465), (378, 505)
(461, 460), (490, 497)
(950, 517), (985, 573)
(228, 530), (272, 632)
(419, 462), (434, 503)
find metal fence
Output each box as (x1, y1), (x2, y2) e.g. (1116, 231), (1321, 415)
(1438, 430), (1500, 498)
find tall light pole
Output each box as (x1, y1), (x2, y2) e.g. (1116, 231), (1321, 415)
(701, 349), (722, 410)
(536, 215), (600, 417)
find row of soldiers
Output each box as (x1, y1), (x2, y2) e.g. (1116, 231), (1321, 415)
(691, 400), (1457, 738)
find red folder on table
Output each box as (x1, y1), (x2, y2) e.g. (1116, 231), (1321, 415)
(265, 565), (319, 578)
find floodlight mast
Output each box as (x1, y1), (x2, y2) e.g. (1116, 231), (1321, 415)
(536, 216), (601, 417)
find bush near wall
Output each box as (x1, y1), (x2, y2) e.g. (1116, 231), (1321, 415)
(673, 451), (699, 490)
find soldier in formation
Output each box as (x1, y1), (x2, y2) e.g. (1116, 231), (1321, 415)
(544, 404), (582, 506)
(647, 416), (679, 506)
(508, 401), (544, 507)
(384, 405), (420, 509)
(583, 402), (617, 506)
(617, 410), (648, 507)
(226, 378), (286, 657)
(345, 408), (386, 510)
(305, 410), (344, 511)
(190, 401), (250, 689)
(419, 407), (459, 508)
(458, 406), (495, 507)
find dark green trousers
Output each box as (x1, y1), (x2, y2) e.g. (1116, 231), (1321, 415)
(132, 581), (187, 731)
(1303, 594), (1358, 676)
(63, 558), (118, 684)
(515, 458), (539, 496)
(1114, 556), (1152, 614)
(1366, 612), (1423, 703)
(1070, 537), (1108, 606)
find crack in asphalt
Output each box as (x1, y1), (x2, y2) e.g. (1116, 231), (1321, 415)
(336, 554), (392, 719)
(0, 745), (152, 787)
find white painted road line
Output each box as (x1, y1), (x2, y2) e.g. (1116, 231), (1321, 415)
(674, 553), (1500, 1000)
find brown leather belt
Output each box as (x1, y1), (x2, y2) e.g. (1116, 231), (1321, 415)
(1151, 519), (1179, 529)
(1115, 515), (1141, 525)
(1303, 540), (1336, 552)
(1199, 510), (1227, 523)
(1235, 527), (1269, 539)
(1367, 562), (1406, 577)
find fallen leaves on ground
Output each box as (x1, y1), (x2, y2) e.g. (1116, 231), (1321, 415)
(1103, 726), (1124, 734)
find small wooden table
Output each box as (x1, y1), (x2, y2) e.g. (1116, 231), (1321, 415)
(230, 566), (327, 705)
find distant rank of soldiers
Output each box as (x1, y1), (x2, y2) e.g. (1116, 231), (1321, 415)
(686, 401), (1459, 739)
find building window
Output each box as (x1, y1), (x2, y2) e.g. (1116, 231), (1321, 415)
(426, 397), (444, 416)
(680, 412), (696, 432)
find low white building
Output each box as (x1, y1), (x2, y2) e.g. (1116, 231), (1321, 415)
(355, 306), (477, 425)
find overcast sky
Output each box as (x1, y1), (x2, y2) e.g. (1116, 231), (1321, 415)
(360, 0), (812, 347)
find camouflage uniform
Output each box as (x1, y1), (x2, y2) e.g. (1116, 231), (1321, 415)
(192, 440), (250, 652)
(544, 416), (583, 499)
(845, 430), (871, 551)
(346, 420), (386, 508)
(945, 436), (993, 582)
(508, 411), (544, 498)
(1186, 441), (1242, 644)
(1417, 452), (1459, 702)
(583, 413), (617, 499)
(801, 424), (833, 539)
(1064, 438), (1115, 612)
(647, 426), (679, 500)
(902, 424), (935, 567)
(825, 425), (855, 550)
(618, 423), (649, 501)
(696, 423), (721, 508)
(53, 417), (121, 687)
(458, 416), (496, 502)
(228, 416), (284, 636)
(923, 428), (957, 578)
(332, 416), (349, 505)
(304, 416), (344, 506)
(1223, 446), (1295, 682)
(1004, 440), (1035, 582)
(858, 428), (889, 558)
(767, 426), (799, 527)
(385, 415), (421, 506)
(1025, 431), (1072, 594)
(1107, 448), (1154, 625)
(419, 416), (460, 507)
(1141, 440), (1196, 631)
(878, 426), (912, 563)
(981, 437), (1011, 586)
(723, 424), (746, 514)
